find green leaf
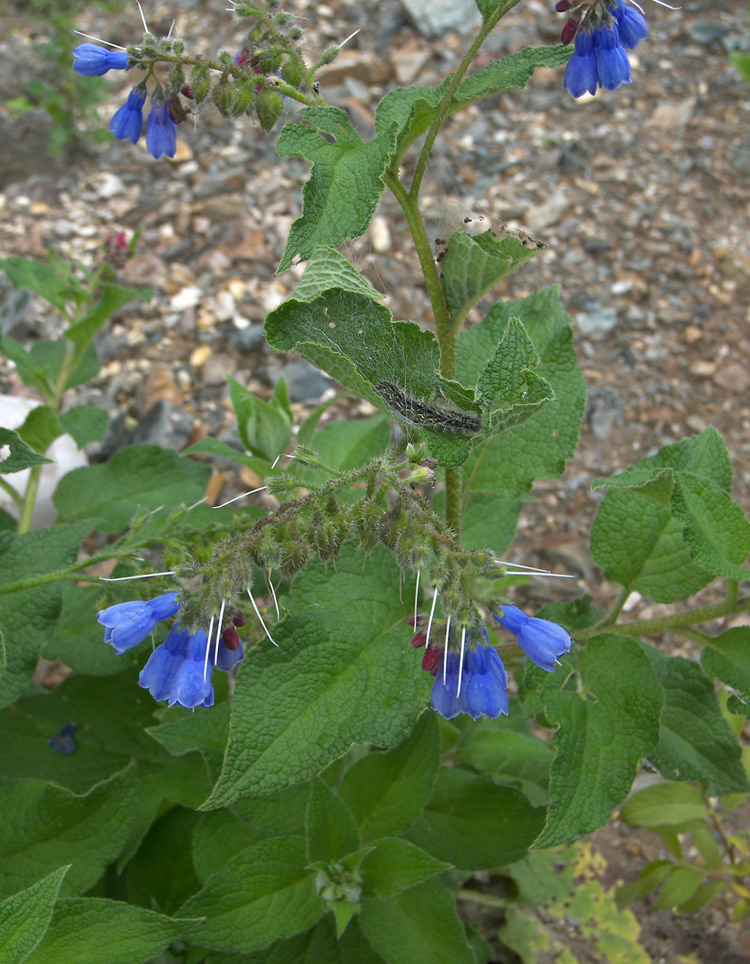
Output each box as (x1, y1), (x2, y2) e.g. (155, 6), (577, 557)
(21, 897), (178, 964)
(65, 282), (147, 346)
(701, 627), (750, 719)
(653, 866), (705, 911)
(730, 51), (750, 84)
(179, 836), (323, 953)
(670, 472), (750, 580)
(148, 702), (231, 780)
(266, 286), (478, 467)
(407, 767), (544, 869)
(641, 643), (750, 795)
(0, 337), (52, 397)
(0, 256), (71, 312)
(53, 445), (211, 533)
(620, 782), (706, 829)
(375, 47), (571, 157)
(306, 916), (385, 964)
(42, 585), (124, 676)
(529, 635), (663, 848)
(676, 880), (724, 914)
(306, 779), (360, 864)
(337, 711), (440, 842)
(203, 544), (429, 807)
(360, 838), (451, 899)
(127, 807), (202, 914)
(58, 406), (109, 449)
(0, 867), (68, 964)
(17, 405), (63, 455)
(443, 230), (544, 327)
(456, 723), (553, 807)
(277, 107), (396, 272)
(302, 416), (391, 475)
(292, 248), (382, 305)
(0, 428), (52, 474)
(227, 376), (292, 462)
(0, 522), (89, 708)
(30, 339), (100, 392)
(591, 428), (735, 601)
(0, 763), (137, 899)
(360, 878), (475, 964)
(180, 437), (272, 478)
(456, 287), (585, 497)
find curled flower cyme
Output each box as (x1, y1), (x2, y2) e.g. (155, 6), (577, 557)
(97, 591), (181, 653)
(73, 43), (129, 76)
(494, 604), (572, 673)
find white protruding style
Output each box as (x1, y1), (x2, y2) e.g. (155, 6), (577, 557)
(425, 589), (439, 649)
(456, 626), (467, 698)
(100, 570), (176, 582)
(246, 587), (278, 647)
(442, 615), (452, 685)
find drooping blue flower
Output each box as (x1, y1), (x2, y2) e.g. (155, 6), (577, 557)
(109, 87), (146, 143)
(168, 630), (215, 709)
(97, 591), (181, 653)
(611, 0), (648, 49)
(494, 604), (572, 673)
(564, 29), (599, 98)
(431, 644), (509, 721)
(139, 624), (191, 701)
(146, 101), (177, 159)
(594, 20), (631, 91)
(73, 43), (129, 76)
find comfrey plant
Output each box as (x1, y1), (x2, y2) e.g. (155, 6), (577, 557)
(0, 1), (749, 961)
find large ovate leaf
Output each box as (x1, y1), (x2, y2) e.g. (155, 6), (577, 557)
(641, 643), (749, 795)
(306, 778), (360, 864)
(407, 767), (544, 869)
(179, 835), (323, 953)
(53, 444), (211, 533)
(456, 286), (585, 497)
(360, 878), (475, 964)
(127, 807), (202, 915)
(42, 585), (124, 676)
(21, 898), (178, 964)
(337, 711), (440, 843)
(526, 635), (662, 848)
(620, 782), (706, 830)
(203, 544), (429, 807)
(591, 428), (743, 600)
(292, 247), (382, 304)
(0, 867), (68, 964)
(0, 764), (137, 898)
(277, 107), (396, 271)
(0, 521), (89, 708)
(360, 838), (451, 899)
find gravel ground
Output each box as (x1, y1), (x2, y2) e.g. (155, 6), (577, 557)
(1, 0), (749, 960)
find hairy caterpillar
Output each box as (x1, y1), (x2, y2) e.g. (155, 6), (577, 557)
(375, 381), (482, 437)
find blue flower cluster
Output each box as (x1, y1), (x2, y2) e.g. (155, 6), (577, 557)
(97, 593), (244, 709)
(416, 604), (573, 722)
(563, 0), (648, 98)
(430, 644), (510, 721)
(73, 43), (178, 159)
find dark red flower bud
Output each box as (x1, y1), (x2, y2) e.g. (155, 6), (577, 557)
(555, 0), (572, 11)
(410, 631), (427, 648)
(422, 647), (442, 676)
(408, 615), (425, 627)
(223, 625), (241, 651)
(232, 611), (246, 627)
(181, 83), (195, 99)
(561, 17), (579, 45)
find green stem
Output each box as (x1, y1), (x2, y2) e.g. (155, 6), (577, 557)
(452, 887), (508, 910)
(726, 579), (739, 607)
(17, 466), (42, 534)
(0, 550), (118, 596)
(595, 585), (631, 628)
(407, 1), (517, 203)
(0, 476), (23, 509)
(575, 596), (750, 643)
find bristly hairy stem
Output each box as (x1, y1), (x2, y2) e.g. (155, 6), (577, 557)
(0, 551), (122, 595)
(408, 0), (521, 203)
(574, 596), (750, 643)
